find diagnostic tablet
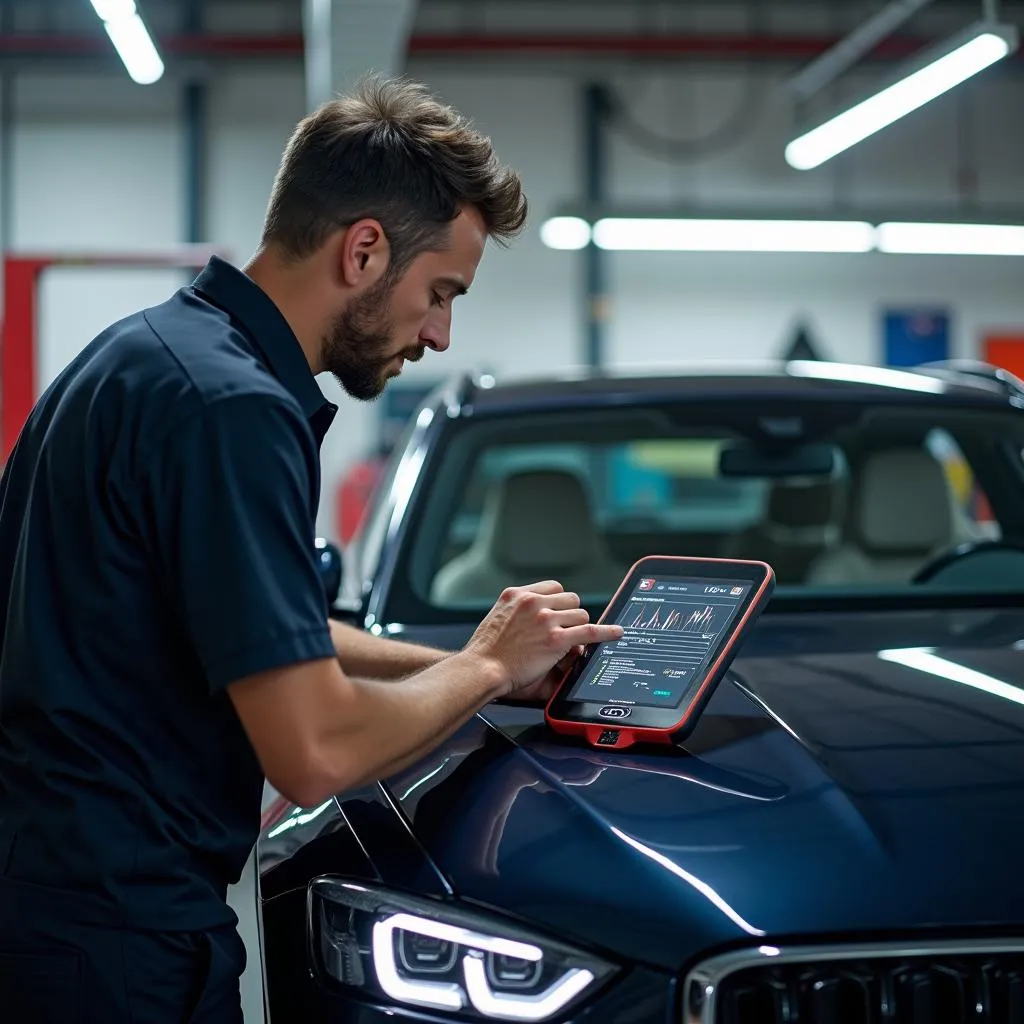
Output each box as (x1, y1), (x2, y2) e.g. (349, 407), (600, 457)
(545, 556), (774, 750)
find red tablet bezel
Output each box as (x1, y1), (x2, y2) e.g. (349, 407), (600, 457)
(544, 556), (775, 750)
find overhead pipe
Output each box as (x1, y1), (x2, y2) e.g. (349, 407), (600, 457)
(0, 31), (982, 62)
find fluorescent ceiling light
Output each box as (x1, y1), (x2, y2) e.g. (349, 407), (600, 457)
(89, 0), (164, 85)
(878, 221), (1024, 256)
(786, 23), (1017, 170)
(879, 647), (1024, 707)
(540, 216), (591, 250)
(591, 218), (876, 253)
(786, 360), (947, 393)
(540, 216), (1024, 256)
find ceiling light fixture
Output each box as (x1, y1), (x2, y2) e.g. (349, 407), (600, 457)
(785, 21), (1018, 170)
(89, 0), (164, 85)
(591, 218), (876, 254)
(540, 215), (1024, 256)
(540, 216), (592, 251)
(877, 221), (1024, 256)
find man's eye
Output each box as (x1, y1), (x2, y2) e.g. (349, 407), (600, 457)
(431, 291), (445, 307)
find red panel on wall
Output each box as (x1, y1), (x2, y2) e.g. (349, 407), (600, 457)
(984, 334), (1024, 379)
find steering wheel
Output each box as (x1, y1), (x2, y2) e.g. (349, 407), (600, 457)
(912, 539), (1024, 587)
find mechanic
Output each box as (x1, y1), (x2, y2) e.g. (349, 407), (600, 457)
(0, 76), (624, 1022)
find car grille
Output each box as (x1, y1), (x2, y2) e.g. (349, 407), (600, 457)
(685, 943), (1024, 1024)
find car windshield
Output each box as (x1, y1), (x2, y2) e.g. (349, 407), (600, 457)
(387, 395), (1024, 620)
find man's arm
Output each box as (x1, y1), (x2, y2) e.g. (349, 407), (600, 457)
(231, 584), (623, 807)
(141, 396), (622, 808)
(328, 618), (450, 680)
(229, 648), (501, 806)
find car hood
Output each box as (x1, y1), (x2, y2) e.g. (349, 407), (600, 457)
(388, 608), (1024, 970)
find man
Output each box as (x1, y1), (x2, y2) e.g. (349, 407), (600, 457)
(0, 77), (623, 1022)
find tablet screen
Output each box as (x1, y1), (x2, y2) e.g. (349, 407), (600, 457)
(565, 574), (753, 710)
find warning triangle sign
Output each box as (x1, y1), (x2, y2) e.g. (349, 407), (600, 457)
(781, 322), (826, 361)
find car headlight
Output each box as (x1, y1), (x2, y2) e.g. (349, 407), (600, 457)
(309, 877), (617, 1021)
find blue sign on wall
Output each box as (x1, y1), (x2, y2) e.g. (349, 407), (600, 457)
(883, 308), (951, 367)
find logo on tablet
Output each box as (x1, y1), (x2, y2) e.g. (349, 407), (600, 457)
(638, 578), (656, 591)
(730, 586), (744, 595)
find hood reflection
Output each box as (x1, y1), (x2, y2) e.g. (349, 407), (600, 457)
(879, 646), (1024, 707)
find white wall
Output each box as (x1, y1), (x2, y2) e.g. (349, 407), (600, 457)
(7, 33), (1024, 537)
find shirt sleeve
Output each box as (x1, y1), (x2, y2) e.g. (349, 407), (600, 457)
(141, 393), (337, 694)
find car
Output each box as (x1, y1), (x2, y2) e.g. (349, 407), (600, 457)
(255, 358), (1024, 1024)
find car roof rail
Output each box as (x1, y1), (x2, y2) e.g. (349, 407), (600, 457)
(916, 359), (1024, 398)
(457, 371), (482, 405)
(435, 371), (479, 418)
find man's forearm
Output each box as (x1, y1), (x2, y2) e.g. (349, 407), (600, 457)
(318, 650), (508, 794)
(329, 618), (451, 680)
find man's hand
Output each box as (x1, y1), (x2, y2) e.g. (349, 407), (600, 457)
(505, 646), (583, 704)
(465, 581), (623, 699)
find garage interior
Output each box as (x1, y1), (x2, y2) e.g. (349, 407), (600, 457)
(4, 0), (1020, 542)
(3, 2), (1024, 1022)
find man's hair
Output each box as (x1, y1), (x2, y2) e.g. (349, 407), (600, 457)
(261, 75), (527, 278)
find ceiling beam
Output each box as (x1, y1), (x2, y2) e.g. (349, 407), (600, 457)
(788, 0), (938, 102)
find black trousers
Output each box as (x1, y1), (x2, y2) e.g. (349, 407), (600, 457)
(0, 878), (246, 1023)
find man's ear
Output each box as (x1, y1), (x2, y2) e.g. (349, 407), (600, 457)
(337, 218), (390, 288)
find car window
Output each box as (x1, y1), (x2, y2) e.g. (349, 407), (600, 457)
(925, 428), (1001, 542)
(443, 439), (768, 555)
(389, 400), (1024, 619)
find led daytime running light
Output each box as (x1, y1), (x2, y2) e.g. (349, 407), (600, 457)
(463, 954), (597, 1021)
(370, 912), (595, 1019)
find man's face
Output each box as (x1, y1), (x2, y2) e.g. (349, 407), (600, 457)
(323, 206), (487, 401)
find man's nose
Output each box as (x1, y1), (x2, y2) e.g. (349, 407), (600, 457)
(420, 313), (451, 352)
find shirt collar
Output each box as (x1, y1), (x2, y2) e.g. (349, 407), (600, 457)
(191, 256), (337, 437)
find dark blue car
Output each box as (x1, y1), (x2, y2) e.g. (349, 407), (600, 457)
(255, 359), (1024, 1024)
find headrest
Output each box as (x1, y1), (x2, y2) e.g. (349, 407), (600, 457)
(481, 469), (599, 573)
(767, 479), (838, 529)
(853, 448), (952, 553)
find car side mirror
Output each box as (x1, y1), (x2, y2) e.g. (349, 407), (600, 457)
(315, 537), (343, 605)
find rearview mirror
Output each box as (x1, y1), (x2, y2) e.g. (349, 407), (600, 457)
(719, 441), (836, 478)
(315, 537), (343, 604)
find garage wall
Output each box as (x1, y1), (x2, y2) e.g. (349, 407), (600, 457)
(6, 41), (1024, 536)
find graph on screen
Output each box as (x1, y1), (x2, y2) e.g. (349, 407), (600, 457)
(627, 599), (730, 635)
(610, 598), (741, 683)
(569, 588), (748, 706)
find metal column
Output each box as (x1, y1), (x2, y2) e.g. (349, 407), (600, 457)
(0, 0), (14, 253)
(583, 83), (610, 372)
(183, 0), (206, 244)
(303, 0), (419, 111)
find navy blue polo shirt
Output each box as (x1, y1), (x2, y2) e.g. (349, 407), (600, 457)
(0, 256), (338, 931)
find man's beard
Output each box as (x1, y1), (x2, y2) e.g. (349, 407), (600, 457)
(322, 277), (423, 401)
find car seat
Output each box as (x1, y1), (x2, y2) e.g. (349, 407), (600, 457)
(431, 468), (623, 605)
(721, 477), (842, 583)
(805, 447), (956, 585)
